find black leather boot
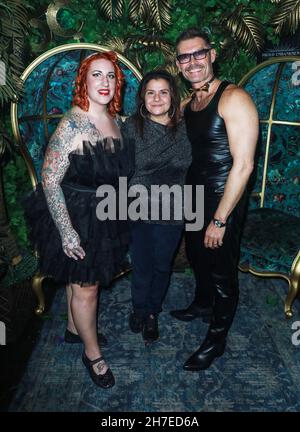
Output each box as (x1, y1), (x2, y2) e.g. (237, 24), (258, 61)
(183, 273), (239, 371)
(183, 336), (226, 371)
(170, 300), (212, 323)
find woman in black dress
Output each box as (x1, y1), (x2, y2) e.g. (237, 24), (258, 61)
(24, 52), (134, 388)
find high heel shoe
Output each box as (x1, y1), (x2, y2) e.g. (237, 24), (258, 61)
(65, 328), (108, 346)
(82, 352), (115, 388)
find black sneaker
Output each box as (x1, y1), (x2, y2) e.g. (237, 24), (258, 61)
(129, 312), (144, 333)
(142, 314), (159, 343)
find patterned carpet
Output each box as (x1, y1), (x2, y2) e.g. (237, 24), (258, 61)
(8, 272), (300, 412)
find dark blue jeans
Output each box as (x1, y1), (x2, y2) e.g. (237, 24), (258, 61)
(130, 222), (183, 318)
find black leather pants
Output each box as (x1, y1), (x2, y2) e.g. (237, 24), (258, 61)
(185, 193), (246, 340)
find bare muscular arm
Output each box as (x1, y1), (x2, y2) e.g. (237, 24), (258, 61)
(204, 87), (259, 249)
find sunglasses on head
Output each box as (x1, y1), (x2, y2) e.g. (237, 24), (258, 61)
(176, 48), (212, 64)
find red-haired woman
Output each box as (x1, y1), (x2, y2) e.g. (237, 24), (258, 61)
(24, 52), (134, 388)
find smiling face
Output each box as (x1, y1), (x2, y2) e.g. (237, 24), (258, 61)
(176, 36), (216, 87)
(144, 78), (171, 123)
(86, 58), (116, 107)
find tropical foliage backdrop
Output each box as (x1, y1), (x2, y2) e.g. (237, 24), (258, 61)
(1, 0), (299, 247)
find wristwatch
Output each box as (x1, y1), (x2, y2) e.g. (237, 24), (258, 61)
(213, 218), (227, 228)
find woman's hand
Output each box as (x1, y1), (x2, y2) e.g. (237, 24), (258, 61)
(62, 229), (85, 260)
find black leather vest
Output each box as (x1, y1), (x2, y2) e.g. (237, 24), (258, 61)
(185, 81), (232, 196)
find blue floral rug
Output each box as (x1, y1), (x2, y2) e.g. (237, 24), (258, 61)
(8, 272), (300, 412)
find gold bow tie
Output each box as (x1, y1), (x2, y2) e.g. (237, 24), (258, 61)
(195, 82), (210, 92)
(191, 76), (215, 94)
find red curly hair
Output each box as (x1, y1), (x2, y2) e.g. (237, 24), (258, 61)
(72, 51), (124, 117)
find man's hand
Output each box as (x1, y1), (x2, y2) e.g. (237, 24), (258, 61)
(204, 221), (225, 249)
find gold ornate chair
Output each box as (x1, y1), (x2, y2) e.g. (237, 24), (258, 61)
(238, 56), (300, 318)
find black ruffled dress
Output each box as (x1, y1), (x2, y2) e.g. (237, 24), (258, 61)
(24, 137), (134, 287)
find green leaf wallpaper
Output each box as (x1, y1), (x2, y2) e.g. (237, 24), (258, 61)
(1, 0), (297, 248)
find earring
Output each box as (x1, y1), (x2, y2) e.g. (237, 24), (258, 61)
(140, 104), (148, 119)
(169, 106), (175, 118)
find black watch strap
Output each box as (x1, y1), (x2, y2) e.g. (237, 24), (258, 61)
(213, 218), (227, 228)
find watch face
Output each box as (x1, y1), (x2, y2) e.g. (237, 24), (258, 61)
(213, 219), (225, 227)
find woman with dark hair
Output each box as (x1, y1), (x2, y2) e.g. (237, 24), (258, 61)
(122, 70), (191, 343)
(24, 52), (134, 388)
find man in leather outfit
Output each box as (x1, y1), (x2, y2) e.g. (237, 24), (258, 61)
(170, 28), (259, 371)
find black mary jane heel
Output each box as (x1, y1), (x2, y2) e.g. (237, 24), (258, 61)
(82, 352), (115, 388)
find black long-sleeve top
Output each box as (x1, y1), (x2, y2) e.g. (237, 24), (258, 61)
(121, 116), (192, 224)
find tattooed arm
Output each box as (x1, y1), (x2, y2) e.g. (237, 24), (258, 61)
(41, 113), (85, 260)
